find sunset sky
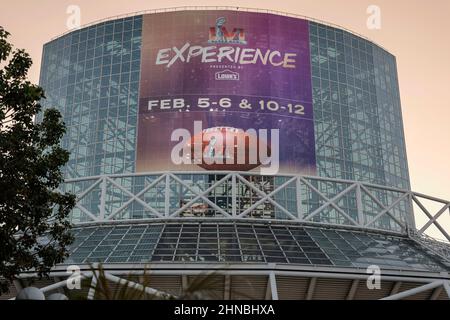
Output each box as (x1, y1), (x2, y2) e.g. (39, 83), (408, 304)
(1, 0), (449, 237)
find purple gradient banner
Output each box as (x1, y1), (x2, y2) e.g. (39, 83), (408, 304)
(136, 11), (316, 174)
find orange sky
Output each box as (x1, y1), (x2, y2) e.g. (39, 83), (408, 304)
(1, 0), (449, 236)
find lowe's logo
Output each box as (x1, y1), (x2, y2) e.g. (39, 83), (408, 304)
(208, 17), (247, 45)
(215, 70), (239, 81)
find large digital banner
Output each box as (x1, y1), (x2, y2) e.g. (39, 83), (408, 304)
(136, 11), (316, 175)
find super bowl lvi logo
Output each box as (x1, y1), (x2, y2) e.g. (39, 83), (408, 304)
(208, 17), (247, 45)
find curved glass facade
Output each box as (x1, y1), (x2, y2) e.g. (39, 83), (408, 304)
(38, 11), (409, 190)
(309, 23), (409, 189)
(39, 16), (143, 178)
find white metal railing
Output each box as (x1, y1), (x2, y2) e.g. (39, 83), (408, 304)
(49, 6), (389, 52)
(59, 171), (450, 241)
(12, 266), (450, 300)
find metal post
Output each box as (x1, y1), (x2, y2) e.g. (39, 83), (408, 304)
(224, 275), (231, 300)
(346, 279), (359, 300)
(231, 174), (237, 216)
(181, 275), (189, 292)
(165, 174), (170, 217)
(269, 271), (278, 300)
(407, 192), (416, 229)
(296, 176), (302, 220)
(356, 183), (364, 226)
(99, 176), (106, 220)
(306, 277), (317, 300)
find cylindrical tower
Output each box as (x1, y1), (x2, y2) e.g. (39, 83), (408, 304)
(25, 8), (449, 300)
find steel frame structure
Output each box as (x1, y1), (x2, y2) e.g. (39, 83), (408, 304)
(63, 172), (450, 241)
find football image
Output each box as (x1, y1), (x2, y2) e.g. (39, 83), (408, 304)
(186, 126), (271, 171)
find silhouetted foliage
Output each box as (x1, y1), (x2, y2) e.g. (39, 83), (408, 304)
(0, 26), (75, 294)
